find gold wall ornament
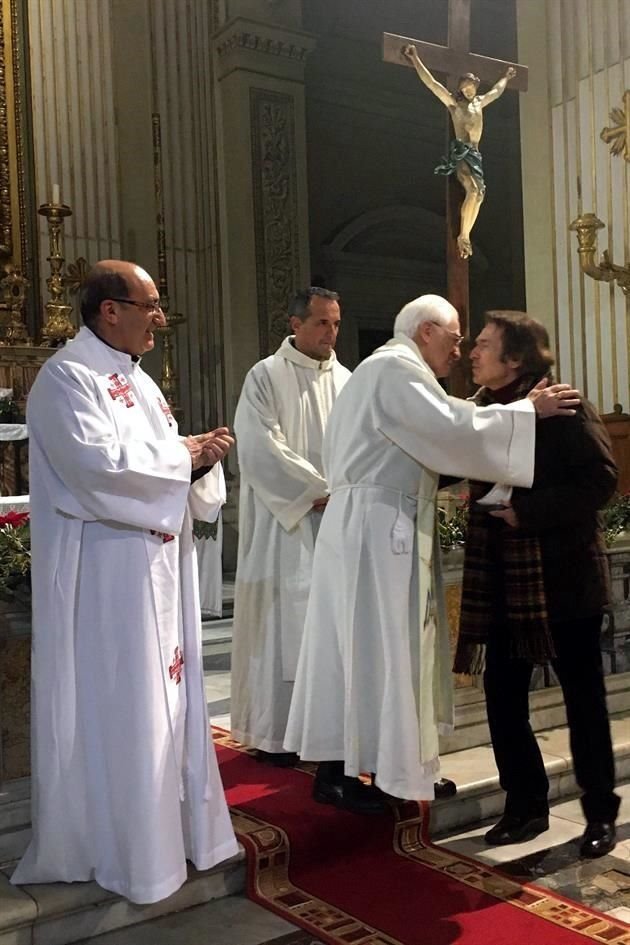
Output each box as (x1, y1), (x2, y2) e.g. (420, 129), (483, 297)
(600, 90), (630, 161)
(63, 256), (90, 296)
(152, 113), (184, 418)
(0, 264), (30, 345)
(37, 201), (77, 345)
(569, 212), (630, 296)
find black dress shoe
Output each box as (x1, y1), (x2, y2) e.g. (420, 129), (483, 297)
(434, 778), (457, 799)
(313, 775), (387, 814)
(255, 750), (299, 767)
(580, 822), (616, 858)
(485, 813), (549, 845)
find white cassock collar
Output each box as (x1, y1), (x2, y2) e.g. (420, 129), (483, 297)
(74, 325), (141, 370)
(376, 333), (438, 380)
(277, 336), (337, 372)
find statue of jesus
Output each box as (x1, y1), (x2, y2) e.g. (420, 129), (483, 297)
(403, 44), (516, 259)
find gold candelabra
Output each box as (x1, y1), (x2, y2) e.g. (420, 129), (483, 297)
(152, 113), (184, 417)
(37, 201), (77, 344)
(0, 265), (31, 345)
(569, 212), (630, 296)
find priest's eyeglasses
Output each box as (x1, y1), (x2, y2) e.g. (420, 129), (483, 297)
(109, 298), (164, 314)
(431, 322), (464, 347)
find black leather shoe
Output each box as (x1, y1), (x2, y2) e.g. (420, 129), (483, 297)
(485, 813), (549, 845)
(255, 750), (299, 768)
(434, 778), (457, 799)
(313, 777), (344, 806)
(580, 822), (616, 858)
(313, 776), (387, 814)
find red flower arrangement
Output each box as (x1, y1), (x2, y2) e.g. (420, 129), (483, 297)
(0, 510), (28, 529)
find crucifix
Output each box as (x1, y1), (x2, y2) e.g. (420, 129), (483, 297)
(383, 0), (528, 379)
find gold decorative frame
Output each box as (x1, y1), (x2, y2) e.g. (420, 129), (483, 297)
(0, 0), (28, 271)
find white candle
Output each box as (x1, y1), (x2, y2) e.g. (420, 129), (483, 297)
(52, 183), (60, 205)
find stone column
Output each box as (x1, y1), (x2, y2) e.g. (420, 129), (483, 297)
(516, 0), (556, 345)
(213, 14), (315, 567)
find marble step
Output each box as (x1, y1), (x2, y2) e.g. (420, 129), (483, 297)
(201, 617), (233, 651)
(442, 669), (630, 754)
(0, 846), (245, 945)
(432, 708), (630, 837)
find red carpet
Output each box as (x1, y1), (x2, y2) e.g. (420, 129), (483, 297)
(214, 729), (630, 945)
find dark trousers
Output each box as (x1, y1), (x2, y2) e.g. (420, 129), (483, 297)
(483, 614), (620, 824)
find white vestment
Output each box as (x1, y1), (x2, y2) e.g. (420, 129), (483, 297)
(230, 337), (350, 752)
(12, 327), (238, 904)
(284, 335), (536, 800)
(195, 513), (223, 617)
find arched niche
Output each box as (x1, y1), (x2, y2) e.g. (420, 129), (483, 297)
(316, 205), (487, 367)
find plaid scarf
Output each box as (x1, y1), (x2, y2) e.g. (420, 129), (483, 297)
(453, 373), (556, 674)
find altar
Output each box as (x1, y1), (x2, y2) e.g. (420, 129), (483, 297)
(0, 494), (224, 783)
(0, 493), (30, 782)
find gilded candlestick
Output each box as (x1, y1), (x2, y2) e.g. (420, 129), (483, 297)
(152, 113), (184, 417)
(37, 201), (77, 345)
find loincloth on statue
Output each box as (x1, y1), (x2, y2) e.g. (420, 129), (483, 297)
(434, 138), (484, 185)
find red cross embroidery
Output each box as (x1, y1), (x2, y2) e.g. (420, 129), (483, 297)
(169, 646), (184, 684)
(107, 373), (135, 408)
(150, 529), (175, 543)
(158, 398), (174, 427)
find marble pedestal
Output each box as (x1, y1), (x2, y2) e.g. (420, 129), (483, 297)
(0, 600), (30, 783)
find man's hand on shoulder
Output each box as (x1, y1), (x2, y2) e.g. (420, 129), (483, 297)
(528, 380), (580, 418)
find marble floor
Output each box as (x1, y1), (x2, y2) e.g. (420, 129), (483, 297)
(76, 628), (628, 944)
(75, 784), (630, 944)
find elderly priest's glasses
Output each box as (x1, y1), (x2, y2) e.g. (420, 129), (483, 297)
(431, 322), (464, 347)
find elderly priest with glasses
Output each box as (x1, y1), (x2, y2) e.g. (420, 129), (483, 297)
(284, 294), (581, 815)
(11, 260), (238, 904)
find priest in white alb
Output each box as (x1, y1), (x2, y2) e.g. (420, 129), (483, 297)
(230, 287), (350, 764)
(12, 261), (238, 904)
(284, 295), (580, 814)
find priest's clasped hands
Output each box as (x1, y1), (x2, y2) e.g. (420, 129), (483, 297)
(183, 427), (235, 469)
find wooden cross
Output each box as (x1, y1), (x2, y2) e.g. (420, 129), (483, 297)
(383, 0), (528, 374)
(107, 373), (135, 408)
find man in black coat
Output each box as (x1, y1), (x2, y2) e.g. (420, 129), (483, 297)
(454, 311), (620, 858)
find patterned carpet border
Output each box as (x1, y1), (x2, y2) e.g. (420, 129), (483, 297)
(213, 728), (630, 945)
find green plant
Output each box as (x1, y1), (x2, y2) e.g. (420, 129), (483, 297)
(0, 398), (15, 422)
(0, 511), (30, 602)
(601, 492), (630, 547)
(438, 498), (469, 550)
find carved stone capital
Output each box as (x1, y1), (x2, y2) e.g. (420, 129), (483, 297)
(213, 17), (316, 82)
